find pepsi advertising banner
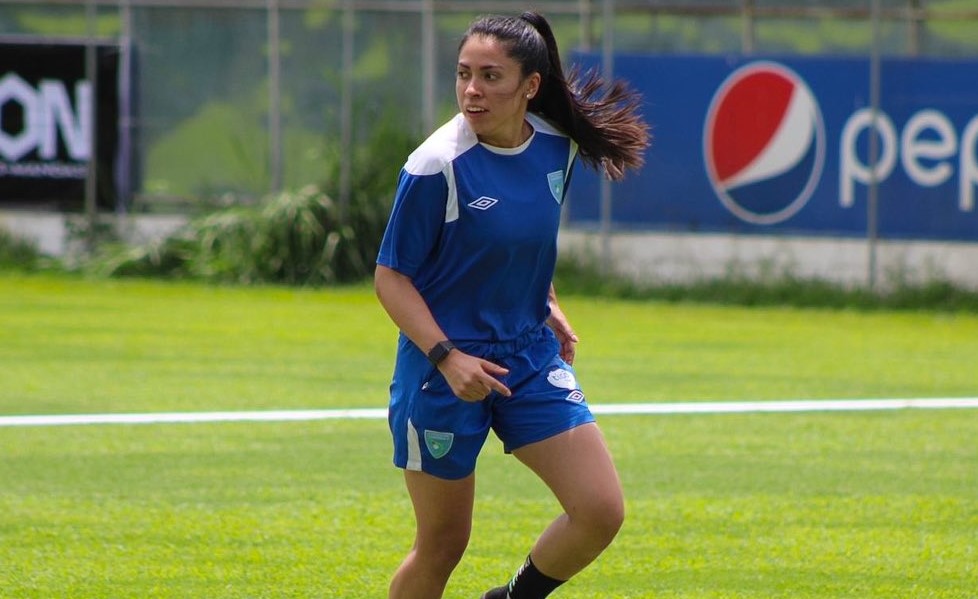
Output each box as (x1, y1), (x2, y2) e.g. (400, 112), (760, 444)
(567, 53), (978, 241)
(0, 41), (120, 209)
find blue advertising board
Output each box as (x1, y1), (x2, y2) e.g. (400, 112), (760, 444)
(567, 53), (978, 241)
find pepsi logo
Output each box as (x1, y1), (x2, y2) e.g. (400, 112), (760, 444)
(704, 61), (826, 225)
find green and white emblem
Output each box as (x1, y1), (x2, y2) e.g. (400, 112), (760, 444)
(424, 430), (454, 459)
(547, 170), (565, 203)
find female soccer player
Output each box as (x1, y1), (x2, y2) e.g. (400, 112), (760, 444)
(374, 11), (650, 599)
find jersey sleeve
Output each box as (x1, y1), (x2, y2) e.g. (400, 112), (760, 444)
(376, 167), (449, 279)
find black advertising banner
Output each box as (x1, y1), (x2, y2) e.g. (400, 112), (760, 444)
(0, 42), (120, 209)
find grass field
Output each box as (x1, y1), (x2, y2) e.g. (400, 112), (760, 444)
(1, 273), (976, 598)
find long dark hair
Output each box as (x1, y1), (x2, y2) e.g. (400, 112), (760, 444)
(461, 12), (650, 180)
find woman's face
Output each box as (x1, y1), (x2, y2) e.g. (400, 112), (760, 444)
(456, 34), (539, 148)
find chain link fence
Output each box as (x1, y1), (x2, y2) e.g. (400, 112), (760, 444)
(2, 0), (977, 211)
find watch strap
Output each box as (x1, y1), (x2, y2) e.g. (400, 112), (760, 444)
(426, 340), (456, 366)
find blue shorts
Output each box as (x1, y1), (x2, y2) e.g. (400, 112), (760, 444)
(387, 325), (595, 480)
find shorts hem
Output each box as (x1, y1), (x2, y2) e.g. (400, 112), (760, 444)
(502, 416), (595, 454)
(392, 458), (475, 481)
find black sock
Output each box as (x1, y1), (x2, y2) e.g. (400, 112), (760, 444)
(506, 554), (566, 599)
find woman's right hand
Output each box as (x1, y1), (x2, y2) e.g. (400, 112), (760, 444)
(439, 351), (511, 402)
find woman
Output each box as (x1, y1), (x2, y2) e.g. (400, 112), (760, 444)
(374, 11), (650, 599)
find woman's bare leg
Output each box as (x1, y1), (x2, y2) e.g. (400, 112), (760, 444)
(389, 470), (476, 599)
(512, 423), (625, 580)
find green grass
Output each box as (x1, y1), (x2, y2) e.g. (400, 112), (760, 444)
(1, 272), (977, 598)
(3, 273), (976, 415)
(0, 274), (392, 415)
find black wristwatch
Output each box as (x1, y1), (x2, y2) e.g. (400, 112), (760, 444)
(426, 340), (456, 366)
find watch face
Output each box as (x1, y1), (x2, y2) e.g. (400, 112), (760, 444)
(428, 341), (454, 365)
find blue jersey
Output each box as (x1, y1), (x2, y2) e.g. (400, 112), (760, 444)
(377, 112), (578, 343)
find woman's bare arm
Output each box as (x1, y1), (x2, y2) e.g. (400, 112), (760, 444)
(374, 264), (511, 401)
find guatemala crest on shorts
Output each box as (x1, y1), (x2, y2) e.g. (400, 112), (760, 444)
(424, 430), (454, 459)
(547, 170), (565, 203)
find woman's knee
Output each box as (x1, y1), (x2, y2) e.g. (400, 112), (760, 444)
(577, 486), (626, 545)
(416, 522), (472, 571)
(404, 470), (476, 572)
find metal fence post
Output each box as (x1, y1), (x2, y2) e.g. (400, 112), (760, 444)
(117, 0), (133, 214)
(422, 0), (436, 136)
(742, 0), (755, 54)
(339, 0), (354, 216)
(267, 0), (282, 194)
(579, 0), (593, 51)
(84, 0), (98, 248)
(867, 0), (882, 290)
(599, 0), (614, 272)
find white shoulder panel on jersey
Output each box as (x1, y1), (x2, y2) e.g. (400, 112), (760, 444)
(526, 112), (579, 177)
(444, 160), (459, 223)
(403, 114), (479, 177)
(525, 112), (567, 138)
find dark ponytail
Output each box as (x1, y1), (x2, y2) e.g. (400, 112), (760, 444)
(463, 12), (651, 180)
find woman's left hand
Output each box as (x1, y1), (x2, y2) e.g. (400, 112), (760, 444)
(547, 300), (579, 365)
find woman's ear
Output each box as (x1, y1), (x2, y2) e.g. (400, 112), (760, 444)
(525, 73), (542, 99)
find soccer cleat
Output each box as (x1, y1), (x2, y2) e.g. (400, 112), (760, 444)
(480, 587), (510, 599)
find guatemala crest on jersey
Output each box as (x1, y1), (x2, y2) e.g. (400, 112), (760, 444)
(547, 170), (565, 203)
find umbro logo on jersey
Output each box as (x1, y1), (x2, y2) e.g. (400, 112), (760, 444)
(468, 196), (498, 210)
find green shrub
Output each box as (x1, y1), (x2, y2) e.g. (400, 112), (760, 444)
(91, 186), (352, 284)
(89, 113), (418, 286)
(0, 228), (44, 271)
(321, 110), (419, 273)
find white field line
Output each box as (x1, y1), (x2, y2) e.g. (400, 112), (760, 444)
(1, 398), (977, 428)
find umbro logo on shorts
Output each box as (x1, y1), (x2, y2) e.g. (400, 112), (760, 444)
(565, 390), (586, 404)
(468, 196), (498, 210)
